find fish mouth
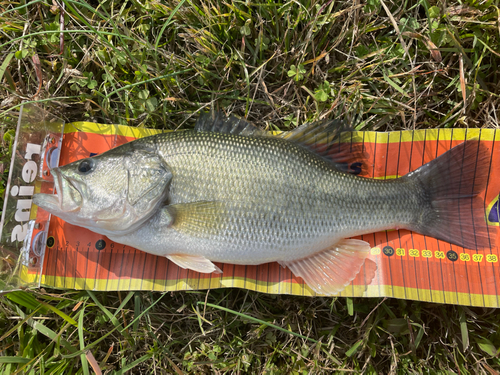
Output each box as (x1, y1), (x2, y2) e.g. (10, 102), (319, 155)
(33, 168), (83, 214)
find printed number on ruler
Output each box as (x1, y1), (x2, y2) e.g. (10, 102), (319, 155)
(435, 251), (445, 259)
(486, 254), (498, 263)
(369, 247), (499, 263)
(460, 253), (471, 262)
(473, 254), (483, 262)
(422, 250), (432, 258)
(409, 249), (419, 257)
(371, 247), (381, 255)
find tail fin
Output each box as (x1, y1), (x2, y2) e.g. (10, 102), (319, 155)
(405, 140), (495, 250)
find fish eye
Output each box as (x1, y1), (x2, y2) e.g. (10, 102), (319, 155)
(77, 159), (94, 174)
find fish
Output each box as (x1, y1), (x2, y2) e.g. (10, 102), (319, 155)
(33, 113), (496, 295)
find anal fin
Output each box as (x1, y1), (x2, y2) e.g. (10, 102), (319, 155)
(167, 254), (222, 274)
(279, 239), (374, 296)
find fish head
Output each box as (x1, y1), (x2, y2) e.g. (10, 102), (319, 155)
(33, 141), (172, 236)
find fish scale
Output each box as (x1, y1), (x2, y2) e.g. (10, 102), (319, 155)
(113, 131), (420, 263)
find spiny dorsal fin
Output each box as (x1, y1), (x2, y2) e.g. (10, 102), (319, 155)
(279, 119), (349, 144)
(195, 112), (364, 172)
(280, 119), (365, 170)
(195, 112), (264, 136)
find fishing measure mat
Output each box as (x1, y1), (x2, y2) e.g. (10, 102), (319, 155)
(2, 104), (500, 308)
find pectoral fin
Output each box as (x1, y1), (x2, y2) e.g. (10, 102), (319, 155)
(167, 254), (222, 274)
(279, 239), (374, 295)
(167, 201), (225, 235)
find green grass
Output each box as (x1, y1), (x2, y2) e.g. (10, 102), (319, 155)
(2, 289), (500, 373)
(1, 0), (500, 373)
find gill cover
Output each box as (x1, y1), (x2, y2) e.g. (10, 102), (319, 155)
(88, 140), (173, 234)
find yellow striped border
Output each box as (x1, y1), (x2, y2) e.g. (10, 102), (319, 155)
(64, 122), (164, 138)
(63, 122), (499, 143)
(36, 273), (500, 308)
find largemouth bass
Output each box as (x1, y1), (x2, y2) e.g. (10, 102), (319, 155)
(33, 113), (495, 295)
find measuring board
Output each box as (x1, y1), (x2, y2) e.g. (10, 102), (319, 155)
(2, 107), (500, 307)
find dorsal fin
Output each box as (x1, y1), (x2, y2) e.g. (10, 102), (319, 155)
(195, 112), (264, 136)
(280, 119), (365, 169)
(279, 119), (348, 144)
(195, 112), (364, 173)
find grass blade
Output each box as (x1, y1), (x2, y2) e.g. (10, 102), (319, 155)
(113, 291), (135, 318)
(103, 70), (193, 100)
(86, 290), (133, 344)
(345, 339), (363, 357)
(0, 29), (136, 51)
(61, 293), (165, 359)
(154, 0), (187, 50)
(198, 301), (318, 344)
(0, 53), (14, 84)
(0, 357), (30, 364)
(346, 297), (354, 316)
(40, 301), (79, 328)
(78, 304), (90, 375)
(459, 307), (469, 351)
(113, 354), (153, 375)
